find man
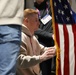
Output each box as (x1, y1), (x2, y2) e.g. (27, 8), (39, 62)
(16, 9), (56, 75)
(0, 0), (24, 75)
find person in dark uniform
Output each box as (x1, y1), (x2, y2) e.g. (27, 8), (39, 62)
(34, 0), (56, 75)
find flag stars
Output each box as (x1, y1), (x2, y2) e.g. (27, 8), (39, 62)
(61, 11), (64, 15)
(53, 0), (76, 24)
(59, 0), (61, 3)
(58, 9), (61, 14)
(64, 5), (68, 9)
(66, 17), (70, 21)
(56, 15), (58, 20)
(70, 11), (73, 15)
(54, 2), (56, 6)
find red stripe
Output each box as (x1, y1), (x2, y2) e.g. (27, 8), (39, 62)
(55, 23), (60, 50)
(55, 23), (61, 75)
(72, 24), (76, 75)
(55, 24), (76, 75)
(63, 25), (69, 75)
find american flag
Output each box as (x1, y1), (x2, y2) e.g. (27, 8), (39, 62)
(50, 0), (76, 75)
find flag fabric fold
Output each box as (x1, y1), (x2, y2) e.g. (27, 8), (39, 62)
(50, 0), (76, 75)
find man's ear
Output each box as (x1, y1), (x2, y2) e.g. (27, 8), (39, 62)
(23, 18), (28, 23)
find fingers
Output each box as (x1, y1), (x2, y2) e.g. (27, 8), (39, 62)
(39, 45), (56, 62)
(47, 47), (56, 55)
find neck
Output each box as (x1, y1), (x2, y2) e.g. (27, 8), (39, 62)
(30, 30), (34, 35)
(27, 26), (34, 35)
(34, 1), (47, 10)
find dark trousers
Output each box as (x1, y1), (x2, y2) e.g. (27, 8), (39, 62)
(40, 56), (56, 75)
(39, 39), (55, 75)
(40, 59), (52, 75)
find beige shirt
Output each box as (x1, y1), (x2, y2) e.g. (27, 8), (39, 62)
(16, 24), (47, 75)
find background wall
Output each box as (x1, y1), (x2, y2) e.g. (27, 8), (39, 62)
(25, 0), (35, 9)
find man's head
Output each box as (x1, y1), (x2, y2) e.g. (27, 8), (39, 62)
(23, 9), (40, 35)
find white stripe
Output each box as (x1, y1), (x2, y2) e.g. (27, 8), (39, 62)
(66, 25), (75, 75)
(58, 24), (64, 75)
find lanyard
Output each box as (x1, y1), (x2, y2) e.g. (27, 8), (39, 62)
(36, 2), (49, 19)
(37, 8), (49, 19)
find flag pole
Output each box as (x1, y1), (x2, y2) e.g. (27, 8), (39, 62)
(50, 0), (61, 75)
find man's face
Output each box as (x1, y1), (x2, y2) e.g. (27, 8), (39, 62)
(36, 0), (44, 4)
(28, 14), (40, 32)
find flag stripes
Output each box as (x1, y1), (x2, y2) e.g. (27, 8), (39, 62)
(55, 24), (76, 75)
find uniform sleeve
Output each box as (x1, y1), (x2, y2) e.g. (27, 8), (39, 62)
(17, 41), (41, 69)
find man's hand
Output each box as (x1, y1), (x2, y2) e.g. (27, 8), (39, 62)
(39, 46), (56, 62)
